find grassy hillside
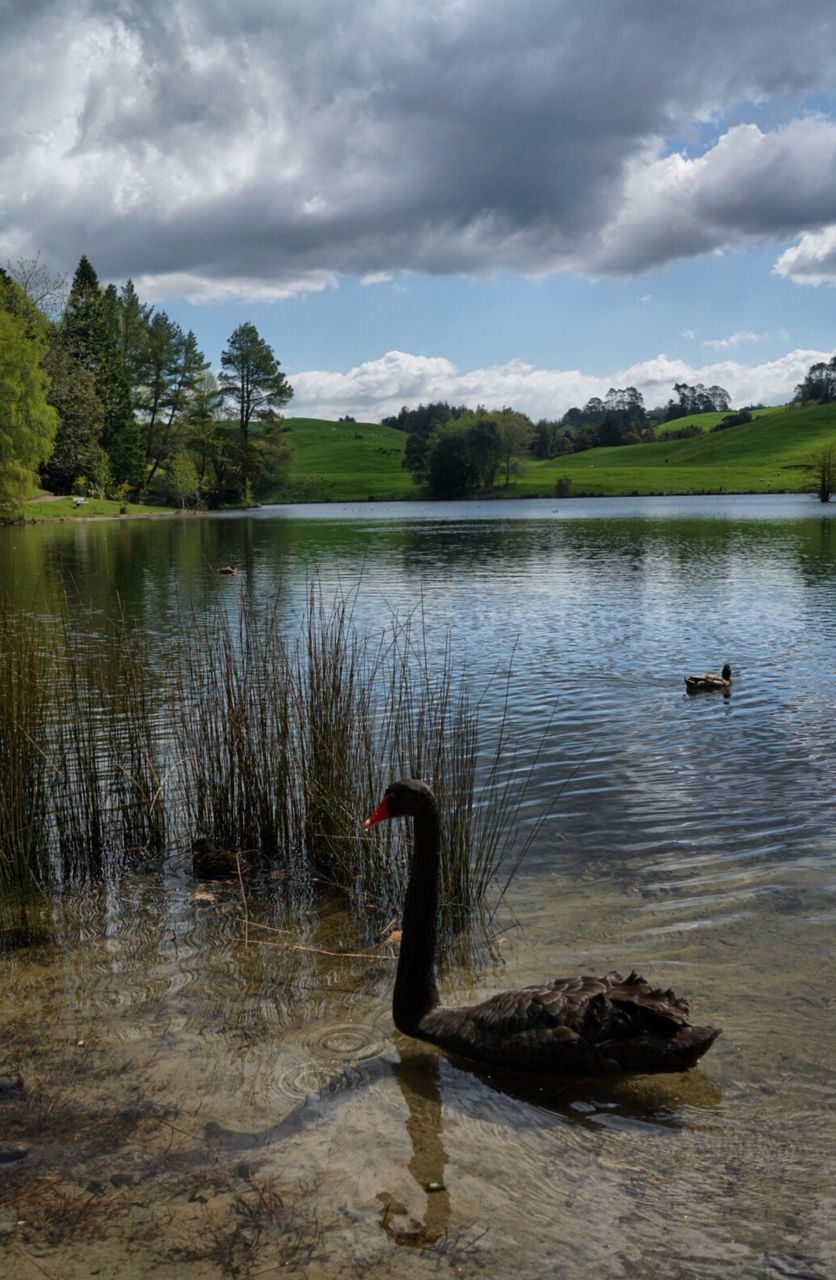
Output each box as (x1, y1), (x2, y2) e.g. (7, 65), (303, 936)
(652, 406), (775, 434)
(517, 403), (836, 497)
(275, 417), (413, 500)
(268, 405), (836, 502)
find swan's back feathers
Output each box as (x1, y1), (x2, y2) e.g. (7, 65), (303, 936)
(418, 969), (719, 1075)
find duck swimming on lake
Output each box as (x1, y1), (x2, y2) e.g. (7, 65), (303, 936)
(685, 663), (732, 693)
(364, 779), (720, 1076)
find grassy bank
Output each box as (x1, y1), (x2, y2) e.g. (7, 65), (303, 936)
(23, 496), (177, 520)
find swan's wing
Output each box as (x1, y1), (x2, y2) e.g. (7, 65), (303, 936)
(446, 970), (692, 1040)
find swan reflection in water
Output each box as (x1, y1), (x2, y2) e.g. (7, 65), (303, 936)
(205, 1040), (721, 1250)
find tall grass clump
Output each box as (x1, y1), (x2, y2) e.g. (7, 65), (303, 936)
(171, 602), (300, 862)
(0, 605), (50, 942)
(0, 583), (538, 942)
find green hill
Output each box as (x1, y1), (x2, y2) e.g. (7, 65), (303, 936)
(270, 405), (836, 502)
(524, 402), (836, 497)
(275, 417), (413, 500)
(652, 406), (775, 434)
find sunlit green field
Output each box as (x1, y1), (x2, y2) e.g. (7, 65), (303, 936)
(274, 405), (835, 500)
(277, 417), (413, 500)
(519, 403), (836, 496)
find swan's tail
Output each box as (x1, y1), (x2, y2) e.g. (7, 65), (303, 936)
(604, 1025), (721, 1074)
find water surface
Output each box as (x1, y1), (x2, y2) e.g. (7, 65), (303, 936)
(1, 495), (834, 1279)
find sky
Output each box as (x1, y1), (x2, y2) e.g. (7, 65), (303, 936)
(4, 0), (836, 422)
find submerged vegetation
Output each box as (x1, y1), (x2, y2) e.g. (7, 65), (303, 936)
(0, 587), (534, 946)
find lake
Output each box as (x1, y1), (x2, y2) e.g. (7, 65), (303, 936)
(1, 494), (834, 1279)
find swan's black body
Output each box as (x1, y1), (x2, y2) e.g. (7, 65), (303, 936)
(365, 779), (720, 1076)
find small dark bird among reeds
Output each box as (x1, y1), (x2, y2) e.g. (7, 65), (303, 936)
(191, 838), (252, 880)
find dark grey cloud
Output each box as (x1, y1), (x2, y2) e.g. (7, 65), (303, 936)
(4, 0), (836, 296)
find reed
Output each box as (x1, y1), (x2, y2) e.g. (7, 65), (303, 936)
(0, 585), (534, 942)
(0, 606), (50, 942)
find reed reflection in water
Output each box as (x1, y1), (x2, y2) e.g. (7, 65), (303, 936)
(0, 494), (834, 1279)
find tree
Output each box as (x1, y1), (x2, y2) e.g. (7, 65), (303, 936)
(795, 356), (836, 405)
(809, 443), (835, 502)
(665, 382), (731, 420)
(5, 251), (67, 319)
(426, 425), (478, 498)
(219, 323), (293, 444)
(166, 450), (200, 507)
(40, 334), (104, 493)
(0, 287), (57, 508)
(62, 257), (143, 489)
(464, 417), (503, 491)
(493, 411), (533, 485)
(138, 317), (209, 487)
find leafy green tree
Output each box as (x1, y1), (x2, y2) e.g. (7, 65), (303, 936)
(426, 424), (478, 499)
(219, 323), (293, 444)
(89, 448), (114, 499)
(463, 416), (503, 491)
(795, 356), (836, 405)
(493, 411), (533, 485)
(166, 450), (200, 507)
(0, 290), (58, 508)
(809, 443), (834, 502)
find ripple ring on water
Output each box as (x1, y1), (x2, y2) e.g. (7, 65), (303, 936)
(305, 1022), (387, 1063)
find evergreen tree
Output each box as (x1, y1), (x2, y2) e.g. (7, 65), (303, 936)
(219, 322), (293, 444)
(40, 334), (104, 493)
(62, 258), (143, 489)
(140, 319), (209, 486)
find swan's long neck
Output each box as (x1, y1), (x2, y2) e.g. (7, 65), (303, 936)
(393, 798), (441, 1035)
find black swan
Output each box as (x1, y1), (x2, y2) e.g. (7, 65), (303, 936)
(364, 779), (720, 1076)
(685, 663), (732, 693)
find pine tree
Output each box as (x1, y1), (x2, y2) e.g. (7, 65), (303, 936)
(219, 322), (293, 444)
(40, 334), (104, 493)
(61, 258), (143, 489)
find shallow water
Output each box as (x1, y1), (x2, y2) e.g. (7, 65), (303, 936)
(1, 495), (835, 1278)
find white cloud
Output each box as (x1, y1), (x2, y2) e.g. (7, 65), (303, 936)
(287, 347), (829, 422)
(774, 225), (836, 284)
(134, 270), (337, 304)
(703, 330), (774, 349)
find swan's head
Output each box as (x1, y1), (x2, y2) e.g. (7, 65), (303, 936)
(363, 778), (434, 828)
(721, 664), (732, 680)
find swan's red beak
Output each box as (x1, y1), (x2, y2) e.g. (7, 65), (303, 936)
(363, 794), (391, 830)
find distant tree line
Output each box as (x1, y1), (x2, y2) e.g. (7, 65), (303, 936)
(385, 382), (741, 497)
(794, 355), (836, 406)
(1, 253), (293, 513)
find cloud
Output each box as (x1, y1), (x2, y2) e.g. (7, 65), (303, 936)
(774, 225), (836, 284)
(287, 347), (828, 422)
(4, 1), (836, 295)
(702, 329), (787, 349)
